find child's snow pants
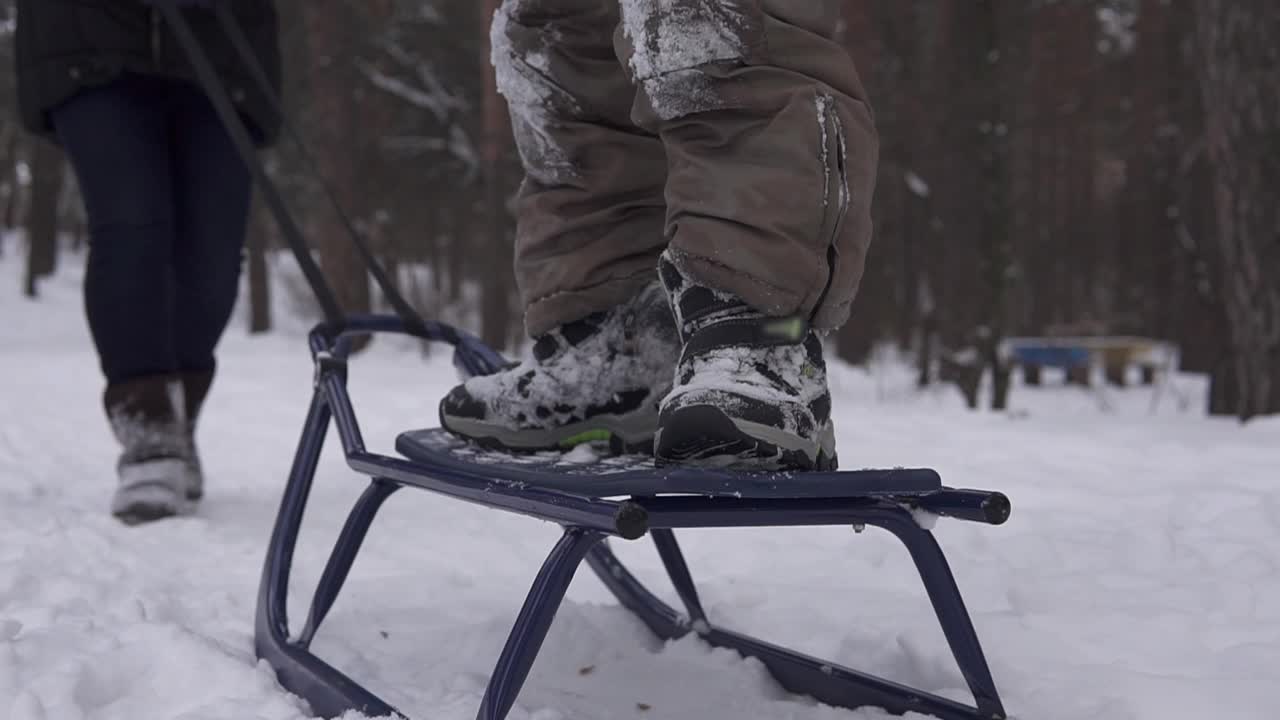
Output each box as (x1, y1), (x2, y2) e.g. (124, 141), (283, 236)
(493, 0), (879, 336)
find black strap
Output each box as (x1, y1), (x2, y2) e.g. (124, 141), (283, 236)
(160, 4), (430, 336)
(211, 5), (429, 336)
(158, 4), (343, 327)
(681, 315), (811, 361)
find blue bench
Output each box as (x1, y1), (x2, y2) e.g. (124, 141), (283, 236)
(1007, 345), (1091, 369)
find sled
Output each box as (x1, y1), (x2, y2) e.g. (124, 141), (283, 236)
(254, 315), (1012, 720)
(155, 7), (1012, 719)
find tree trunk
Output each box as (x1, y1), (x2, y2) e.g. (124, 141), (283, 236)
(974, 0), (1016, 410)
(24, 140), (64, 298)
(447, 212), (465, 304)
(916, 309), (936, 388)
(939, 348), (983, 410)
(301, 3), (371, 333)
(1191, 0), (1280, 420)
(1208, 353), (1239, 416)
(246, 195), (273, 333)
(916, 275), (937, 387)
(2, 130), (20, 234)
(479, 0), (513, 350)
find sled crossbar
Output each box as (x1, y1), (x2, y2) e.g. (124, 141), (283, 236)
(257, 316), (1010, 720)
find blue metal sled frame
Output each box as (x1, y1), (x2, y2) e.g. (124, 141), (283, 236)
(256, 315), (1012, 720)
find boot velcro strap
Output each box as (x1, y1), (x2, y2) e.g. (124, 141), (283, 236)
(682, 315), (810, 360)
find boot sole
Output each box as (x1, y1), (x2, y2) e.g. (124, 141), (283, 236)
(112, 459), (195, 526)
(654, 404), (837, 472)
(440, 406), (658, 456)
(114, 501), (182, 526)
(114, 490), (199, 526)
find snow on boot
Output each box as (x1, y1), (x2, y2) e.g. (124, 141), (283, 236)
(655, 254), (837, 471)
(178, 369), (214, 502)
(439, 282), (679, 454)
(104, 375), (198, 525)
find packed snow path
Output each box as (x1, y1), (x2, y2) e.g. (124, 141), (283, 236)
(1, 253), (1277, 720)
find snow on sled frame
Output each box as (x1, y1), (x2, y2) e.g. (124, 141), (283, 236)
(256, 315), (1012, 720)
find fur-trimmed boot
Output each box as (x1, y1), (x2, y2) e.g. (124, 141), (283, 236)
(104, 373), (200, 524)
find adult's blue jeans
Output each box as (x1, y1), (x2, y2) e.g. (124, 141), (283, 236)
(52, 73), (252, 386)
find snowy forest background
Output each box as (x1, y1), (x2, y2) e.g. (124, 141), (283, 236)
(0, 0), (1276, 421)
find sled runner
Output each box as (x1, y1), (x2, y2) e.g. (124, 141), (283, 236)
(158, 5), (1013, 719)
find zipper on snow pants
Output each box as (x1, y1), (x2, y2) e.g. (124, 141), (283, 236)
(811, 93), (850, 323)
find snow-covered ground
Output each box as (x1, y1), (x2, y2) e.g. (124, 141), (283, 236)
(1, 249), (1277, 720)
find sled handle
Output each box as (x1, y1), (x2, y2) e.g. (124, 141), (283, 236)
(309, 314), (508, 378)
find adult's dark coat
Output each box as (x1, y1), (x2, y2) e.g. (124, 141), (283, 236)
(15, 0), (282, 145)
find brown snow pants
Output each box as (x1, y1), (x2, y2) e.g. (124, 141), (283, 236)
(493, 0), (878, 336)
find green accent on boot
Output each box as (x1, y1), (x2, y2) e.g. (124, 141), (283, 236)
(763, 316), (807, 343)
(559, 429), (613, 449)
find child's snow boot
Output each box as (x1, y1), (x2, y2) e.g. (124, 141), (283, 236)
(655, 253), (837, 471)
(439, 282), (680, 454)
(104, 374), (199, 524)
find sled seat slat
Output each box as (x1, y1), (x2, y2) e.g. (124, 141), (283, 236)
(395, 428), (943, 500)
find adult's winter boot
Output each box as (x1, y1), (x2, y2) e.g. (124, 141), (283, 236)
(104, 374), (198, 524)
